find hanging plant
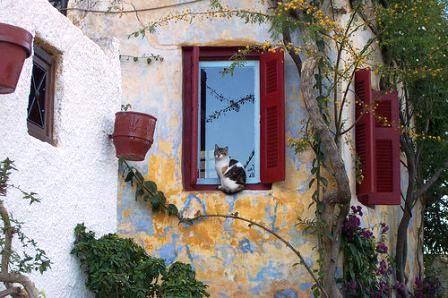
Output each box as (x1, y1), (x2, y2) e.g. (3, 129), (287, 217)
(112, 105), (157, 161)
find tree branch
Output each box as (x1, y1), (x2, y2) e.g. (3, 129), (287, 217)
(416, 160), (448, 198)
(64, 0), (204, 14)
(0, 273), (39, 298)
(300, 56), (351, 204)
(0, 200), (13, 289)
(0, 286), (21, 298)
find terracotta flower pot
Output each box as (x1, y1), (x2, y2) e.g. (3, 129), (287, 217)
(0, 23), (33, 94)
(112, 112), (157, 161)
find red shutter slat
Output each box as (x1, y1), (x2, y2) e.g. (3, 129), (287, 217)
(182, 47), (200, 190)
(260, 49), (285, 183)
(355, 69), (400, 205)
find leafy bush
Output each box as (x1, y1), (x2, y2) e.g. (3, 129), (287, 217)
(72, 223), (208, 298)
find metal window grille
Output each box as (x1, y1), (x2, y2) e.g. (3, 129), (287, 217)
(27, 46), (55, 144)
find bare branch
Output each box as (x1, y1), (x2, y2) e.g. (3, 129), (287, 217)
(0, 273), (39, 298)
(416, 160), (448, 198)
(64, 0), (205, 14)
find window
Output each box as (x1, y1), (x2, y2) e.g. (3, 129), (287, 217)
(48, 0), (68, 15)
(27, 45), (55, 144)
(198, 60), (260, 184)
(355, 69), (400, 205)
(182, 47), (285, 191)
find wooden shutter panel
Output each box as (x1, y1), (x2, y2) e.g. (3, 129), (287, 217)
(182, 47), (199, 190)
(260, 49), (285, 183)
(372, 90), (401, 204)
(355, 69), (375, 200)
(355, 69), (400, 205)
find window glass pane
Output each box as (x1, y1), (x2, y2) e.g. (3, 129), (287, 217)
(27, 63), (47, 128)
(198, 61), (260, 184)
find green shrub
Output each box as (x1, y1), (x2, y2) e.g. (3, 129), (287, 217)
(71, 223), (208, 298)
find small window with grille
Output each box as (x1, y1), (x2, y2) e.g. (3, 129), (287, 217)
(27, 46), (55, 144)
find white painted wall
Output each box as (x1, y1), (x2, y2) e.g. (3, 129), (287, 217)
(0, 0), (121, 296)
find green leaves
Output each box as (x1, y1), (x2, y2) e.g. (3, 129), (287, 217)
(0, 158), (51, 275)
(121, 162), (180, 217)
(167, 204), (179, 216)
(159, 262), (210, 297)
(72, 224), (207, 297)
(144, 181), (157, 193)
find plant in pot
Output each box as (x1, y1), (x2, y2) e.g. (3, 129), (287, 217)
(0, 22), (33, 94)
(112, 104), (157, 161)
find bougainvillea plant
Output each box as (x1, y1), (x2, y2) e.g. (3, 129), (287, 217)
(341, 206), (393, 297)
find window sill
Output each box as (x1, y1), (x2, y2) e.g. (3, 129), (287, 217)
(184, 183), (271, 192)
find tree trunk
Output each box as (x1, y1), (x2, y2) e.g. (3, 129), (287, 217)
(298, 52), (351, 298)
(320, 205), (345, 298)
(396, 209), (411, 284)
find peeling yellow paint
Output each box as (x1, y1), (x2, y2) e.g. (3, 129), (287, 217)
(71, 1), (420, 294)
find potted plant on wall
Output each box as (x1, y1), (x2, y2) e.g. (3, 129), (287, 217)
(112, 104), (157, 161)
(0, 23), (33, 94)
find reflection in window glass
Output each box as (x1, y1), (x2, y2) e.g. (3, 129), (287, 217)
(198, 61), (260, 184)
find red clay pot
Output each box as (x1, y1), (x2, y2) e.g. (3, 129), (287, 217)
(0, 23), (33, 94)
(112, 112), (157, 161)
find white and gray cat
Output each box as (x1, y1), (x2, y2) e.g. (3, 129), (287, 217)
(214, 144), (246, 194)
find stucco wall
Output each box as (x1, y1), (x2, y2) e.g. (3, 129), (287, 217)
(0, 0), (121, 296)
(70, 1), (419, 297)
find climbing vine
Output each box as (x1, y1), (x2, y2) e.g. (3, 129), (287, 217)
(341, 206), (393, 297)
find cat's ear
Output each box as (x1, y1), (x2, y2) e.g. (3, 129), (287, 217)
(215, 144), (218, 150)
(225, 146), (228, 153)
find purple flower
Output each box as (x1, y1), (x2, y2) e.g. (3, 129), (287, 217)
(376, 242), (388, 254)
(376, 259), (388, 275)
(394, 281), (406, 292)
(380, 223), (389, 234)
(343, 215), (361, 238)
(351, 205), (363, 216)
(360, 229), (373, 239)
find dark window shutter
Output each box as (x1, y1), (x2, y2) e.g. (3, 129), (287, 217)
(260, 49), (285, 183)
(372, 90), (401, 204)
(355, 69), (400, 205)
(182, 47), (199, 190)
(355, 69), (375, 200)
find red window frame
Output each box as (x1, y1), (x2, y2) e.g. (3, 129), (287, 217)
(182, 46), (285, 191)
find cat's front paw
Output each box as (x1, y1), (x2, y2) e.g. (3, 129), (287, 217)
(217, 185), (223, 190)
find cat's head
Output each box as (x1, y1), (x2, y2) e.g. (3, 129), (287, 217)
(214, 144), (228, 160)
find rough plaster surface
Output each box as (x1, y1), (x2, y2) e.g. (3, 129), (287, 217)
(0, 0), (121, 296)
(69, 1), (417, 297)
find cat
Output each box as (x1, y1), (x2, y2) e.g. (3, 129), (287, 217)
(214, 144), (246, 194)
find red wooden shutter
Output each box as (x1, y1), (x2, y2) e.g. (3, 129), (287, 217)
(260, 49), (285, 183)
(355, 69), (400, 205)
(372, 90), (401, 204)
(182, 47), (199, 190)
(355, 69), (375, 201)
